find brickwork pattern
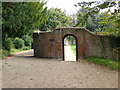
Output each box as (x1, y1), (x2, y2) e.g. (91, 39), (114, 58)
(33, 27), (120, 61)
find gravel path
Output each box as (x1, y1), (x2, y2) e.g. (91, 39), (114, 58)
(2, 50), (118, 88)
(65, 45), (76, 61)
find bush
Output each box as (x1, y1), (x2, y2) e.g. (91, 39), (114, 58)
(22, 46), (31, 50)
(0, 49), (10, 58)
(0, 49), (2, 58)
(22, 35), (32, 47)
(4, 38), (14, 51)
(14, 37), (25, 49)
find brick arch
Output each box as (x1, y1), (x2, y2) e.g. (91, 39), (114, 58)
(33, 27), (120, 61)
(62, 34), (78, 61)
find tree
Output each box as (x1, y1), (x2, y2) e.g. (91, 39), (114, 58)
(2, 2), (48, 51)
(98, 11), (120, 36)
(39, 8), (71, 31)
(75, 1), (120, 36)
(2, 2), (48, 38)
(76, 7), (96, 31)
(76, 0), (120, 36)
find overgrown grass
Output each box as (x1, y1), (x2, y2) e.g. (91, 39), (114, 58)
(70, 45), (76, 55)
(85, 56), (118, 70)
(1, 46), (31, 59)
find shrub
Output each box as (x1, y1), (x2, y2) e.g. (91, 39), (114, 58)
(4, 38), (14, 51)
(0, 49), (2, 58)
(14, 37), (25, 49)
(0, 49), (10, 58)
(22, 35), (32, 47)
(22, 46), (31, 50)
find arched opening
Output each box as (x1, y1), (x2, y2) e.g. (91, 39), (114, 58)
(62, 34), (78, 61)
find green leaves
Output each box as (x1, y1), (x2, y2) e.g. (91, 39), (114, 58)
(98, 11), (120, 36)
(2, 2), (48, 38)
(75, 1), (119, 36)
(40, 8), (71, 31)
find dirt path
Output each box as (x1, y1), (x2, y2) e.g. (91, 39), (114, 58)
(2, 50), (118, 88)
(65, 45), (76, 61)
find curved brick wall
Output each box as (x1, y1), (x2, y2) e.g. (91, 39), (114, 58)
(33, 27), (120, 61)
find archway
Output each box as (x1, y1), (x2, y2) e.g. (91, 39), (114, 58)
(62, 34), (78, 61)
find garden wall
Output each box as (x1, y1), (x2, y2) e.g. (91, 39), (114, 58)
(33, 27), (120, 61)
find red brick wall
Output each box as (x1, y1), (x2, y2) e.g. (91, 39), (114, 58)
(33, 27), (120, 61)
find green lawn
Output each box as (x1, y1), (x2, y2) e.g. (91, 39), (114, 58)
(70, 45), (76, 55)
(70, 45), (118, 70)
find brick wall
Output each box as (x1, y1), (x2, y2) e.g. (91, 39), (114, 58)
(33, 27), (120, 61)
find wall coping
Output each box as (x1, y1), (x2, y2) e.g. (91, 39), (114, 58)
(33, 27), (114, 37)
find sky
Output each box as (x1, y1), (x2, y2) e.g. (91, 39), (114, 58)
(46, 0), (102, 15)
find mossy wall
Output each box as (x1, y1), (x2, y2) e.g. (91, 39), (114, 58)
(84, 31), (120, 61)
(33, 27), (120, 61)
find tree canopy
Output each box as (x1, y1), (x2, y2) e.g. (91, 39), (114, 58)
(40, 8), (72, 31)
(75, 1), (120, 36)
(2, 2), (48, 38)
(2, 1), (120, 51)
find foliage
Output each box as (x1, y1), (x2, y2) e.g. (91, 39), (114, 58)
(76, 7), (88, 27)
(10, 46), (31, 54)
(0, 49), (10, 58)
(1, 46), (31, 59)
(14, 37), (25, 49)
(69, 14), (77, 27)
(22, 35), (32, 47)
(2, 2), (48, 56)
(66, 36), (74, 42)
(70, 45), (76, 55)
(65, 36), (76, 45)
(75, 1), (117, 15)
(22, 46), (31, 50)
(75, 1), (119, 36)
(40, 8), (71, 31)
(10, 48), (22, 54)
(2, 2), (48, 38)
(4, 38), (14, 51)
(85, 56), (118, 70)
(98, 12), (120, 36)
(75, 7), (98, 31)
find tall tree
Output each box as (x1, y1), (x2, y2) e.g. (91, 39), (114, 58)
(75, 1), (120, 36)
(76, 7), (97, 31)
(40, 8), (71, 31)
(2, 2), (48, 38)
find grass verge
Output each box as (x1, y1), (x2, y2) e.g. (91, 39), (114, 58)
(10, 46), (31, 54)
(70, 45), (118, 70)
(1, 46), (31, 59)
(85, 56), (118, 70)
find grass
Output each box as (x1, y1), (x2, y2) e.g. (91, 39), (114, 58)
(70, 45), (76, 55)
(85, 56), (118, 70)
(10, 46), (31, 54)
(0, 46), (31, 59)
(70, 45), (118, 70)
